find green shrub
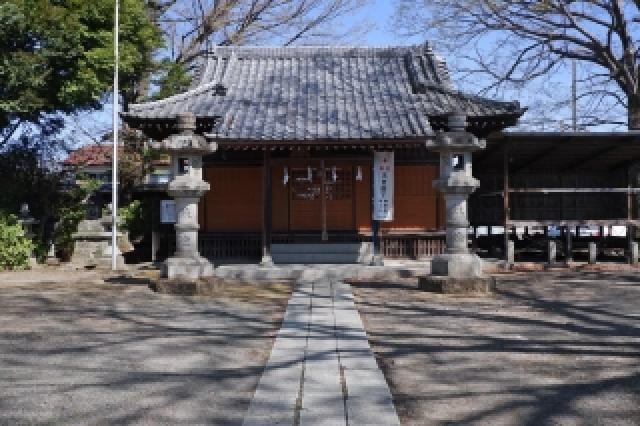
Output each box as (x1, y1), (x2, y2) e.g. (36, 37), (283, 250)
(0, 213), (33, 270)
(118, 199), (151, 243)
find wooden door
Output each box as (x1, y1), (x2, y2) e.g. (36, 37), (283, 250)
(289, 166), (322, 230)
(325, 164), (354, 230)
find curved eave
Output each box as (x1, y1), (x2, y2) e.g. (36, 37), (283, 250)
(429, 108), (527, 138)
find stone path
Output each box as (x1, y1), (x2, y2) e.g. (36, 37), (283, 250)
(243, 279), (400, 426)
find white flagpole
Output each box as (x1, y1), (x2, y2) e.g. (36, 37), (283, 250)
(112, 0), (119, 271)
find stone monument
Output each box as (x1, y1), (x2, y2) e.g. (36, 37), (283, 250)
(151, 112), (217, 280)
(70, 204), (126, 270)
(419, 112), (494, 294)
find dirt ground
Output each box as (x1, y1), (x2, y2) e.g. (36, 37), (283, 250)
(351, 271), (640, 426)
(0, 269), (291, 425)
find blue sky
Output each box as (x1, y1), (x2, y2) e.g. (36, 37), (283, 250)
(68, 0), (416, 148)
(63, 0), (623, 150)
(350, 0), (407, 46)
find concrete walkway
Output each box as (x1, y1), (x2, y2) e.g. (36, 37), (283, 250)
(243, 279), (400, 426)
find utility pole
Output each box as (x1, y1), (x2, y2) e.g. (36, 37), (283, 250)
(112, 0), (119, 271)
(571, 60), (577, 131)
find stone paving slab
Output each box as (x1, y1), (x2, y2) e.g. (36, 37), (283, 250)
(216, 263), (430, 284)
(243, 278), (399, 426)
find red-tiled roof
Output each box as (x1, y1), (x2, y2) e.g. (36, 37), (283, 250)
(63, 144), (122, 166)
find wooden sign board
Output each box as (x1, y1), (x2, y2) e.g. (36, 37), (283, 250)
(373, 151), (394, 221)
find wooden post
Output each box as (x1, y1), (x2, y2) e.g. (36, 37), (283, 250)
(261, 150), (273, 265)
(627, 168), (636, 264)
(565, 226), (573, 264)
(321, 159), (328, 241)
(503, 142), (510, 263)
(588, 242), (597, 264)
(151, 197), (159, 262)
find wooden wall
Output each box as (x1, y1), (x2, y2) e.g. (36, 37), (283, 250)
(201, 162), (442, 233)
(355, 163), (372, 232)
(271, 166), (289, 231)
(201, 166), (262, 232)
(381, 164), (440, 232)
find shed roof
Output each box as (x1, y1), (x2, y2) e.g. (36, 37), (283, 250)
(478, 132), (640, 173)
(123, 43), (524, 141)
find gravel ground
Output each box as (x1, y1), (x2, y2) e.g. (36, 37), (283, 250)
(351, 271), (640, 426)
(0, 269), (291, 425)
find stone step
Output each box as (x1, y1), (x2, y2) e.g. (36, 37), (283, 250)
(271, 243), (373, 264)
(271, 243), (372, 254)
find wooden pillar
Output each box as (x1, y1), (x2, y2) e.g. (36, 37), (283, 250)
(261, 150), (273, 265)
(370, 152), (382, 265)
(503, 142), (511, 262)
(627, 168), (636, 264)
(321, 159), (328, 241)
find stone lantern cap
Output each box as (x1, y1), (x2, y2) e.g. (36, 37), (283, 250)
(425, 112), (486, 152)
(433, 175), (479, 194)
(150, 112), (218, 154)
(167, 176), (210, 198)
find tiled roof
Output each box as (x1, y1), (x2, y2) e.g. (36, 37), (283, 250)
(63, 144), (116, 166)
(124, 43), (524, 140)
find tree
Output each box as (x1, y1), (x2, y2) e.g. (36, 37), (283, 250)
(144, 0), (368, 99)
(394, 1), (640, 130)
(0, 0), (162, 142)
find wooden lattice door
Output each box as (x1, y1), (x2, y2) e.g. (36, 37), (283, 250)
(325, 165), (354, 230)
(289, 166), (322, 230)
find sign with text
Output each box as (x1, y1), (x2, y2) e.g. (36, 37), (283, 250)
(373, 151), (394, 221)
(160, 200), (177, 224)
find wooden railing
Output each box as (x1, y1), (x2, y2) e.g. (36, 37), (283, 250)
(198, 233), (262, 259)
(193, 232), (446, 260)
(380, 235), (446, 259)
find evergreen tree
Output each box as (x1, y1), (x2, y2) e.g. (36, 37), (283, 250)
(0, 0), (162, 140)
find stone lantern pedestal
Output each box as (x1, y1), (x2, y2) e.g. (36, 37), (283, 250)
(151, 112), (217, 280)
(419, 113), (494, 294)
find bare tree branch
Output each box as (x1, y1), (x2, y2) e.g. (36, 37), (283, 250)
(155, 0), (367, 65)
(394, 0), (640, 129)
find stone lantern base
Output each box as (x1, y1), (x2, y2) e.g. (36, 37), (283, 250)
(418, 275), (495, 294)
(422, 253), (493, 294)
(431, 253), (483, 277)
(165, 255), (213, 281)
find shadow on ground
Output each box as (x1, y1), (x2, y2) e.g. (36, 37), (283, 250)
(351, 272), (640, 425)
(0, 274), (291, 424)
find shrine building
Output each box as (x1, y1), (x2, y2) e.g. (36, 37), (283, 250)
(122, 43), (525, 264)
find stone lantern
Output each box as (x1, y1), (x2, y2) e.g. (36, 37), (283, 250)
(19, 203), (38, 267)
(420, 112), (494, 293)
(151, 112), (217, 280)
